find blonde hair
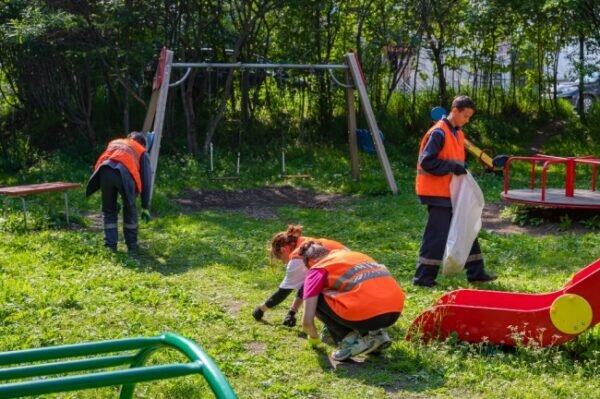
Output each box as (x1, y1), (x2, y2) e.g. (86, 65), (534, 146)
(297, 241), (330, 268)
(270, 225), (303, 260)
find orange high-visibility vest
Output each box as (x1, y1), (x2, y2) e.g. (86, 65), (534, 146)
(415, 120), (465, 198)
(313, 250), (405, 321)
(95, 139), (145, 192)
(290, 236), (346, 259)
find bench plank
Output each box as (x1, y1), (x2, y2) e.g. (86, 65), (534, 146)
(0, 182), (81, 197)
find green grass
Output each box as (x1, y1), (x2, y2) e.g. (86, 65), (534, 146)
(0, 145), (599, 398)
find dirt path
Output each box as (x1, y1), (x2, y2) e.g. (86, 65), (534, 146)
(175, 185), (352, 218)
(174, 186), (595, 235)
(482, 202), (593, 235)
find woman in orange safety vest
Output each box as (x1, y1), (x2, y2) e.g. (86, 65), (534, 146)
(252, 225), (347, 327)
(299, 241), (405, 361)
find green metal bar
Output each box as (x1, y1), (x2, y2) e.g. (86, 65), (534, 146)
(119, 346), (161, 399)
(0, 363), (202, 398)
(0, 337), (163, 365)
(0, 333), (237, 399)
(160, 333), (237, 399)
(0, 354), (136, 381)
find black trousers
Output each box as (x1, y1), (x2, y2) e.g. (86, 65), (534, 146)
(316, 295), (400, 343)
(99, 167), (138, 249)
(413, 205), (486, 285)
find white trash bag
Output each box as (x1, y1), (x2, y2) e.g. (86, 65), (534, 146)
(442, 171), (484, 276)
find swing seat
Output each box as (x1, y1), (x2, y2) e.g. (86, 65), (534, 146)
(356, 129), (384, 155)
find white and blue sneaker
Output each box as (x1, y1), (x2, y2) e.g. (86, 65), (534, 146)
(363, 329), (392, 355)
(331, 332), (370, 361)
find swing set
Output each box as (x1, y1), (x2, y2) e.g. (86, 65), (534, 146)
(141, 48), (398, 203)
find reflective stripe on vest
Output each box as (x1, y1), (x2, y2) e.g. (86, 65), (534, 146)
(325, 263), (393, 297)
(314, 250), (405, 321)
(415, 120), (465, 198)
(95, 138), (145, 192)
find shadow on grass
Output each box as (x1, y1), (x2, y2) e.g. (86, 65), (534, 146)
(313, 345), (445, 395)
(123, 211), (281, 275)
(87, 191), (428, 277)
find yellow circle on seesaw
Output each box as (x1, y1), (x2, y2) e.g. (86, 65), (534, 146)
(549, 294), (593, 335)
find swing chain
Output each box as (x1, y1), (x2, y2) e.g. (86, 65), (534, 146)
(328, 68), (354, 88)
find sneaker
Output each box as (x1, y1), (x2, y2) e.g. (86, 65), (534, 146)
(363, 329), (392, 355)
(331, 332), (370, 361)
(252, 307), (264, 321)
(319, 326), (336, 346)
(468, 274), (497, 283)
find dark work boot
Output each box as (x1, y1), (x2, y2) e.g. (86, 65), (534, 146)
(412, 264), (440, 288)
(103, 226), (118, 251)
(465, 261), (497, 283)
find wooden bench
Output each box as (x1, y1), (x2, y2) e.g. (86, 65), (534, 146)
(0, 182), (81, 228)
(0, 332), (237, 399)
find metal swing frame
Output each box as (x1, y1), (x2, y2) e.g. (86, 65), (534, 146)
(142, 48), (398, 202)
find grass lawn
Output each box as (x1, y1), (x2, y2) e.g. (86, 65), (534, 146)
(0, 147), (599, 398)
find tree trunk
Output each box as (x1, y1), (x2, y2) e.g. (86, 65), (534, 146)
(487, 30), (497, 114)
(431, 45), (447, 109)
(411, 45), (422, 121)
(577, 32), (586, 120)
(123, 0), (132, 133)
(203, 49), (240, 154)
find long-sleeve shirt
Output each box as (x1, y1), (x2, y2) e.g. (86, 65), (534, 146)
(417, 119), (466, 207)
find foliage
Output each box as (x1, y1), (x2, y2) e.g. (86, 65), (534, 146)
(0, 0), (599, 155)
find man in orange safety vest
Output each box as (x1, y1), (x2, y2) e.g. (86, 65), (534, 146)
(86, 132), (152, 252)
(413, 96), (497, 287)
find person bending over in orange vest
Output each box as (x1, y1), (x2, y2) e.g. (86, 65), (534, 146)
(299, 241), (405, 361)
(252, 225), (348, 327)
(413, 95), (496, 287)
(86, 132), (152, 252)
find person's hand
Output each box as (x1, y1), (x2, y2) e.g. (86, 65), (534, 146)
(452, 162), (467, 175)
(141, 208), (151, 223)
(282, 310), (297, 327)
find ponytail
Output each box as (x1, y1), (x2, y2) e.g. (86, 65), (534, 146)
(270, 225), (304, 260)
(298, 241), (330, 268)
